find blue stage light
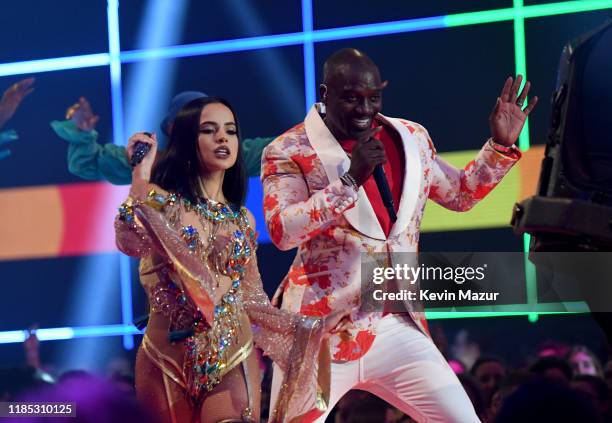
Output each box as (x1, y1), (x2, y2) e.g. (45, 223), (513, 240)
(0, 54), (109, 77)
(35, 327), (75, 341)
(302, 0), (316, 112)
(118, 255), (134, 349)
(107, 0), (133, 350)
(246, 177), (269, 244)
(124, 0), (188, 140)
(120, 32), (307, 63)
(312, 17), (446, 42)
(0, 325), (142, 345)
(0, 16), (447, 79)
(0, 330), (26, 344)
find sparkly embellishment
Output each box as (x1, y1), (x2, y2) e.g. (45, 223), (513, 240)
(138, 191), (258, 401)
(144, 189), (170, 211)
(118, 203), (134, 222)
(242, 407), (254, 422)
(183, 225), (197, 236)
(188, 278), (244, 393)
(150, 281), (198, 334)
(180, 225), (200, 252)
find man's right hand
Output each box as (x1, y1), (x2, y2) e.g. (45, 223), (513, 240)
(347, 126), (385, 186)
(127, 132), (157, 182)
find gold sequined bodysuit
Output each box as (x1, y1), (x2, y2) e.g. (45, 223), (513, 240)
(115, 182), (330, 423)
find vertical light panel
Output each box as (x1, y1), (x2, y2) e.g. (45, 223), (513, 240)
(524, 233), (539, 320)
(302, 0), (316, 113)
(107, 0), (126, 148)
(124, 0), (189, 139)
(107, 0), (134, 349)
(513, 0), (530, 151)
(513, 0), (539, 323)
(119, 256), (134, 348)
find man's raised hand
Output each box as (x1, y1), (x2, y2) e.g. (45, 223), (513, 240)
(489, 75), (538, 147)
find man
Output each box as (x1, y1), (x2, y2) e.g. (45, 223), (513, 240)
(51, 92), (274, 182)
(262, 48), (537, 422)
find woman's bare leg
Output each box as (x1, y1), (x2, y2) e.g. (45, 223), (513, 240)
(199, 350), (262, 423)
(135, 347), (195, 423)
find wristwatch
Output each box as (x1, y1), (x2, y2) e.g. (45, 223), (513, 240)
(340, 172), (359, 192)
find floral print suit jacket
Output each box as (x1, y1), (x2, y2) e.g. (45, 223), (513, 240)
(261, 104), (521, 362)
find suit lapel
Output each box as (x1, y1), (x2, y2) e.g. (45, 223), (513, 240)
(304, 104), (386, 241)
(379, 115), (423, 238)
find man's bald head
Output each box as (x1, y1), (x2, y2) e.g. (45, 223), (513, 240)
(320, 48), (387, 140)
(323, 48), (381, 85)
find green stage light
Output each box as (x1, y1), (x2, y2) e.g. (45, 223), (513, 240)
(426, 301), (589, 319)
(514, 0), (531, 151)
(523, 0), (612, 19)
(445, 0), (612, 28)
(513, 0), (540, 322)
(444, 8), (515, 27)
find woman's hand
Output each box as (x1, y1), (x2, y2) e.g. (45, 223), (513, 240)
(127, 132), (157, 182)
(323, 309), (352, 339)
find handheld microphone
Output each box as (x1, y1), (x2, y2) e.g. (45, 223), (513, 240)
(373, 165), (397, 223)
(130, 132), (152, 167)
(368, 119), (397, 223)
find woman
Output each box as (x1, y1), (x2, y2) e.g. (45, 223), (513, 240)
(115, 97), (343, 422)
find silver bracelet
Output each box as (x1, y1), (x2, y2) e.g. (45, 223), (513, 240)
(340, 172), (358, 192)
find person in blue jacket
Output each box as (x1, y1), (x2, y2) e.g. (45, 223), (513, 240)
(51, 91), (274, 182)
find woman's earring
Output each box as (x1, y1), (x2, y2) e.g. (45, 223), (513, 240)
(320, 101), (326, 114)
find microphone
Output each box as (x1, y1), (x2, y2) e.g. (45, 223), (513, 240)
(130, 132), (152, 167)
(373, 165), (397, 223)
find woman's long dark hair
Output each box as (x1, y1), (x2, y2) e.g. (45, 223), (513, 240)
(151, 96), (247, 206)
